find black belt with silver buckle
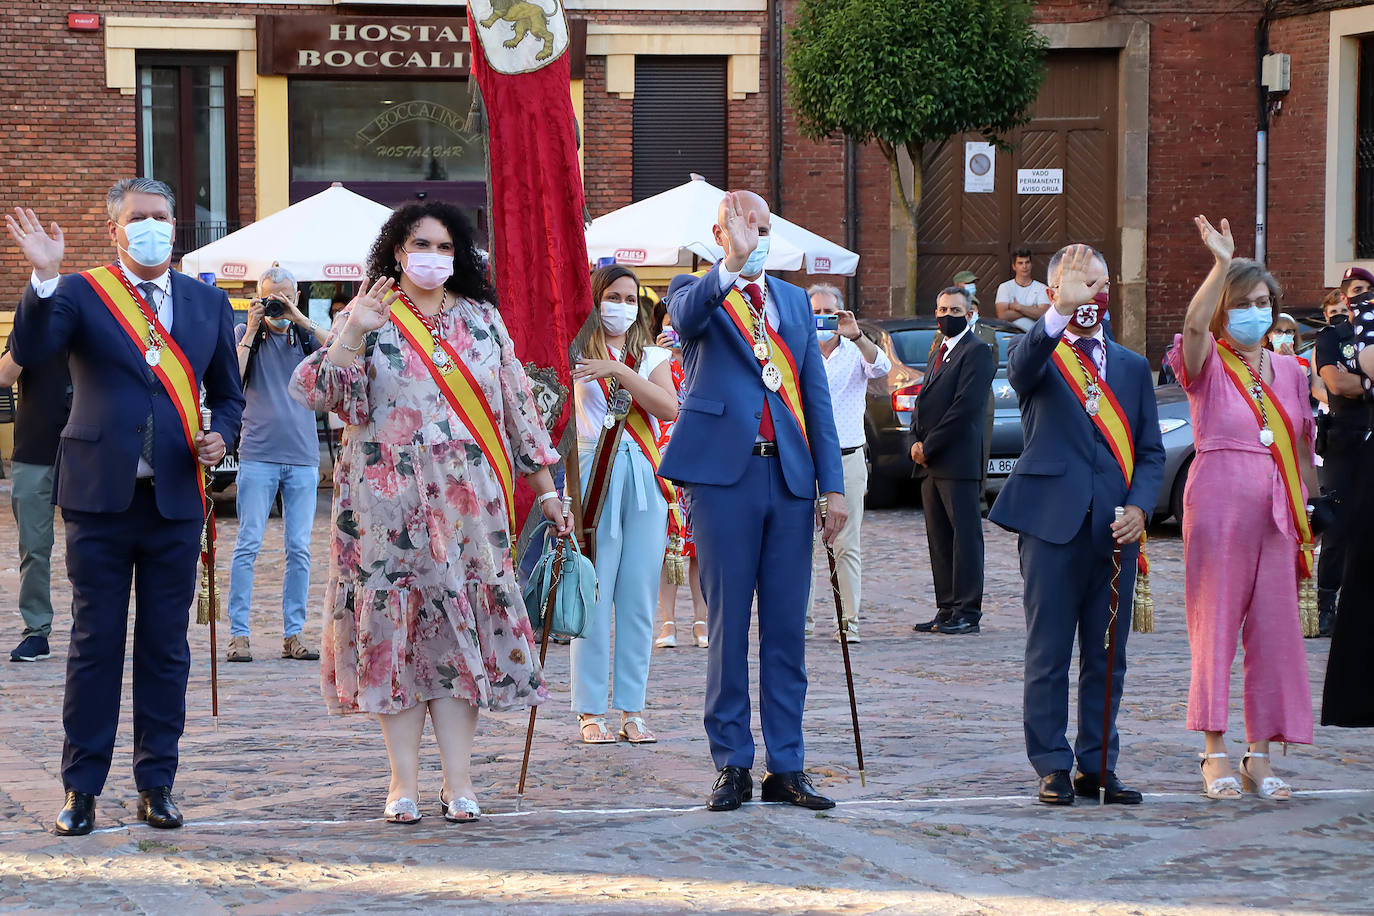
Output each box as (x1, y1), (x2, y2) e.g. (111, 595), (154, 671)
(752, 441), (779, 457)
(840, 445), (863, 455)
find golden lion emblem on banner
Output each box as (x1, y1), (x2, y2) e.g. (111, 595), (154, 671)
(477, 0), (564, 66)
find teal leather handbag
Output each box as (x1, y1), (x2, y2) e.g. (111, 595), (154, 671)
(521, 521), (597, 640)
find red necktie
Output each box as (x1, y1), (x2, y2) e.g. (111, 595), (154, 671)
(744, 283), (775, 441)
(930, 343), (946, 376)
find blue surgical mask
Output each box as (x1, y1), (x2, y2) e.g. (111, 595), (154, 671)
(119, 217), (175, 268)
(816, 329), (836, 343)
(741, 236), (770, 276)
(1226, 306), (1273, 348)
(1270, 332), (1294, 348)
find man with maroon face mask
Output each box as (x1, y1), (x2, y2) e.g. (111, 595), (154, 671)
(989, 244), (1165, 807)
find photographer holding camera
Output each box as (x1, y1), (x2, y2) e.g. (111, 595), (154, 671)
(226, 265), (329, 663)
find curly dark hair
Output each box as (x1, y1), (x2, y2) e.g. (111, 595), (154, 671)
(366, 200), (495, 303)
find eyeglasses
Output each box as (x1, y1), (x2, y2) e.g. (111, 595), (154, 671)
(1233, 296), (1272, 310)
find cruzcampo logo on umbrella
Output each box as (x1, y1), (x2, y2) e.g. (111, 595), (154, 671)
(469, 0), (569, 74)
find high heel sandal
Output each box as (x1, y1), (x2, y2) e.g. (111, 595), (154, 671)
(1198, 752), (1242, 800)
(655, 621), (677, 649)
(692, 621), (709, 649)
(1240, 751), (1291, 800)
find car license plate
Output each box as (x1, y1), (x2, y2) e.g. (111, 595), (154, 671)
(987, 457), (1018, 475)
(214, 455), (239, 473)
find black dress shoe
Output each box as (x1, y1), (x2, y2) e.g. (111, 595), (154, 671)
(1038, 770), (1075, 806)
(761, 771), (836, 810)
(937, 619), (980, 635)
(137, 786), (184, 829)
(912, 615), (950, 633)
(707, 766), (753, 811)
(1074, 771), (1143, 805)
(55, 790), (96, 836)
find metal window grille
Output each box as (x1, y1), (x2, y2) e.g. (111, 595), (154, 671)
(1358, 37), (1374, 259)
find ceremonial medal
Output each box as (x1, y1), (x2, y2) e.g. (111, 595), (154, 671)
(762, 362), (783, 392)
(603, 413), (617, 430)
(145, 346), (162, 367)
(753, 341), (770, 361)
(432, 347), (455, 373)
(608, 388), (633, 420)
(1085, 396), (1100, 417)
(1343, 343), (1356, 359)
(1259, 427), (1275, 447)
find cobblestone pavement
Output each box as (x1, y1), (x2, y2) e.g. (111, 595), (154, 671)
(0, 482), (1370, 915)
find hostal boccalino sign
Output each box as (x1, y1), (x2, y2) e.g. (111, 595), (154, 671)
(257, 15), (472, 77)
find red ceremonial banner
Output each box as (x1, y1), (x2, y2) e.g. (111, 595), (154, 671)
(466, 5), (593, 530)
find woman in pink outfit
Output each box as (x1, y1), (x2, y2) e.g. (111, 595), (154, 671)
(1169, 216), (1319, 801)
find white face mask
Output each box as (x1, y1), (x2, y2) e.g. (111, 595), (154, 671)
(600, 300), (638, 336)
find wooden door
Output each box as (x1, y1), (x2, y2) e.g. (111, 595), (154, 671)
(916, 50), (1120, 320)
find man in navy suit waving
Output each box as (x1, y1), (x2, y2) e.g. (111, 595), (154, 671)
(662, 190), (846, 811)
(989, 244), (1164, 806)
(6, 178), (244, 835)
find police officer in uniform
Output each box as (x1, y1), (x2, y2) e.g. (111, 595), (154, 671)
(1312, 266), (1373, 636)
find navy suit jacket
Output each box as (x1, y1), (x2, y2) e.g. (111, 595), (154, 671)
(912, 332), (996, 480)
(988, 316), (1164, 553)
(660, 264), (844, 499)
(11, 267), (244, 520)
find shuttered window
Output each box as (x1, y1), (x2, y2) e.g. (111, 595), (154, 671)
(1357, 36), (1374, 258)
(632, 57), (727, 201)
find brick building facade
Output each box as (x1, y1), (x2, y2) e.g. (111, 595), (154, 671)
(1, 0), (1371, 366)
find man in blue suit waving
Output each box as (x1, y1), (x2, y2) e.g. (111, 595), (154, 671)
(662, 190), (847, 811)
(7, 179), (244, 835)
(989, 244), (1164, 806)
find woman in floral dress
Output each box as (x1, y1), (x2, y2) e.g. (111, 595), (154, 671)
(290, 201), (570, 824)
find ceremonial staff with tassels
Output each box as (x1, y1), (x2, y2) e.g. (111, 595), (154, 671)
(197, 406), (221, 729)
(1099, 507), (1127, 804)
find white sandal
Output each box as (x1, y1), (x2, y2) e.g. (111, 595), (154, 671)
(1240, 751), (1291, 800)
(1198, 752), (1242, 800)
(440, 789), (482, 822)
(619, 715), (658, 744)
(384, 796), (421, 824)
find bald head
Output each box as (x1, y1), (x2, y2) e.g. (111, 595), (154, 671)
(713, 190), (773, 277)
(716, 190), (770, 228)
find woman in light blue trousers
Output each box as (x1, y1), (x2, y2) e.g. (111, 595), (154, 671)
(569, 266), (678, 745)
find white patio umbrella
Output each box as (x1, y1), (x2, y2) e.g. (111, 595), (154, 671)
(585, 177), (860, 275)
(179, 184), (393, 283)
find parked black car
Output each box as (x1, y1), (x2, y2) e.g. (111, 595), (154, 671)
(861, 317), (1023, 507)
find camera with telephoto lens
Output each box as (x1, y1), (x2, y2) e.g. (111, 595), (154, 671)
(262, 297), (288, 318)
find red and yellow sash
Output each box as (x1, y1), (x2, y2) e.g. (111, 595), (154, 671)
(1050, 339), (1135, 486)
(585, 354), (685, 537)
(389, 292), (515, 530)
(1216, 341), (1315, 576)
(80, 265), (205, 509)
(717, 283), (809, 444)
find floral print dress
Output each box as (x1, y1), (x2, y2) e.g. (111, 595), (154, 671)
(289, 297), (558, 715)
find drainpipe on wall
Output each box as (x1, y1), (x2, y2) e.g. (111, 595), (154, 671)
(1256, 5), (1273, 263)
(770, 0), (784, 214)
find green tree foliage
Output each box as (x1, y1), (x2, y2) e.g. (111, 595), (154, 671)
(787, 0), (1046, 312)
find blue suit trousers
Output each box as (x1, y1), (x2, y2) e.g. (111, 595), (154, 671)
(1019, 513), (1137, 778)
(60, 482), (201, 794)
(685, 454), (813, 773)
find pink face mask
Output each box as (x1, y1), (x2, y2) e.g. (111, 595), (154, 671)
(402, 251), (454, 290)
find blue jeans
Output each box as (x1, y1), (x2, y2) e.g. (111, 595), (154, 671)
(227, 461), (318, 638)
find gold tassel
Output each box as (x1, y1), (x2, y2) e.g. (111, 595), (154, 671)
(1131, 535), (1154, 634)
(196, 524), (219, 624)
(1298, 575), (1319, 638)
(665, 535), (688, 587)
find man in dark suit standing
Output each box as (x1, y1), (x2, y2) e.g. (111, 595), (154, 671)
(6, 178), (244, 836)
(989, 244), (1164, 806)
(911, 287), (996, 635)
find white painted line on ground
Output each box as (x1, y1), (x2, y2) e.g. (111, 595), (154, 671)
(6, 787), (1370, 837)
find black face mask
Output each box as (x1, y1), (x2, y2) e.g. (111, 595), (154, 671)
(1328, 313), (1350, 326)
(936, 314), (968, 338)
